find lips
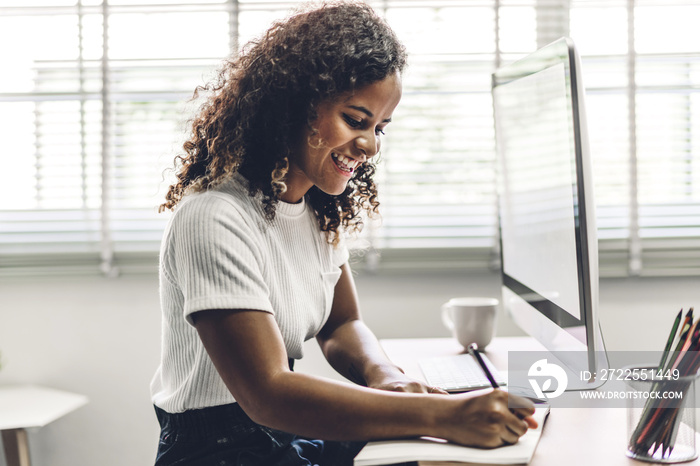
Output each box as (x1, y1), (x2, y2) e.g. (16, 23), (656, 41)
(331, 153), (359, 173)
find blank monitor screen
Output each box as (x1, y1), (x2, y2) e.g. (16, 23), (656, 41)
(497, 61), (582, 323)
(492, 38), (607, 385)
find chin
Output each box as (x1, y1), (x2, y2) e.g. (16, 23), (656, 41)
(317, 184), (348, 197)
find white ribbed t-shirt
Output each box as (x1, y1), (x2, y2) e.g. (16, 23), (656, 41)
(150, 173), (349, 413)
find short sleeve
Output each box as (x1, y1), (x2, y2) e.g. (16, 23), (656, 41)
(166, 193), (274, 326)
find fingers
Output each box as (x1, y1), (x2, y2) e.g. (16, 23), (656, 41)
(373, 379), (435, 393)
(442, 389), (539, 449)
(479, 390), (537, 447)
(510, 405), (537, 426)
(372, 378), (449, 394)
(427, 385), (449, 395)
(504, 392), (538, 436)
(507, 392), (536, 412)
(509, 403), (539, 430)
(505, 412), (530, 438)
(502, 422), (527, 445)
(523, 415), (539, 429)
(394, 380), (429, 393)
(506, 393), (537, 428)
(498, 398), (531, 445)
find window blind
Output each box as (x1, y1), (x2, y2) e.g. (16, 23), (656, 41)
(570, 0), (700, 276)
(1, 0), (698, 277)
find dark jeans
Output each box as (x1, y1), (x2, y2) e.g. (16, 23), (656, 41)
(154, 401), (366, 466)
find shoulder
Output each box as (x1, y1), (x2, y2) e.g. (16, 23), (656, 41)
(172, 177), (262, 229)
(161, 179), (270, 260)
(161, 179), (271, 266)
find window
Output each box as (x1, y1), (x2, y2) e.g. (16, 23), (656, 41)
(1, 0), (698, 277)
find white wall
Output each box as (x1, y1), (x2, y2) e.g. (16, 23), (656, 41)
(0, 270), (697, 465)
(0, 273), (163, 466)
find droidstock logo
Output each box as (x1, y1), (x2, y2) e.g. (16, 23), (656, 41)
(528, 359), (568, 399)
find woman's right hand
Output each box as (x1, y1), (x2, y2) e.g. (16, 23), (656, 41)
(437, 389), (537, 448)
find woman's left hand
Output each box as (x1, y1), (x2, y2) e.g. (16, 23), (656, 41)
(366, 367), (449, 394)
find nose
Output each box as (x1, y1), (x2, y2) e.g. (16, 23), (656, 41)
(354, 131), (380, 160)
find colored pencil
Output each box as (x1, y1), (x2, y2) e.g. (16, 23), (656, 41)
(629, 307), (699, 458)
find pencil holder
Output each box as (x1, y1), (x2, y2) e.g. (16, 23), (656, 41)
(625, 365), (698, 463)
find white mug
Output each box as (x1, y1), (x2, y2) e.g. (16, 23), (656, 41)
(441, 297), (499, 349)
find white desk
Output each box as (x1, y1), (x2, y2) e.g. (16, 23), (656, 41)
(380, 337), (700, 466)
(0, 385), (88, 466)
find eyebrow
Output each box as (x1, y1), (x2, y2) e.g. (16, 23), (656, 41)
(348, 105), (392, 123)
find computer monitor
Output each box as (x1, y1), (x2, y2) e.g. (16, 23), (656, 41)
(492, 37), (608, 390)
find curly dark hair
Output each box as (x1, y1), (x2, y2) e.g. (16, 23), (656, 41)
(160, 0), (407, 245)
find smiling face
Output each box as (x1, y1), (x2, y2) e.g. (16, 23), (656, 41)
(282, 72), (403, 203)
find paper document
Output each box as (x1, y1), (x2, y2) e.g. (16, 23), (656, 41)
(354, 406), (549, 466)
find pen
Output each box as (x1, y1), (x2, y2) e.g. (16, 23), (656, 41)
(467, 342), (499, 389)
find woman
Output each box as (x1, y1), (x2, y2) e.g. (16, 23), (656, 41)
(151, 2), (537, 465)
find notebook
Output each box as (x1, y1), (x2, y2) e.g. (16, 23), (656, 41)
(353, 406), (550, 466)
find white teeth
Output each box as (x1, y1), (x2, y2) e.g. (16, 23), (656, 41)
(332, 153), (358, 171)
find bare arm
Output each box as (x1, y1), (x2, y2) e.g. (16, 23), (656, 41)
(193, 294), (536, 446)
(315, 263), (441, 393)
(194, 308), (438, 441)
